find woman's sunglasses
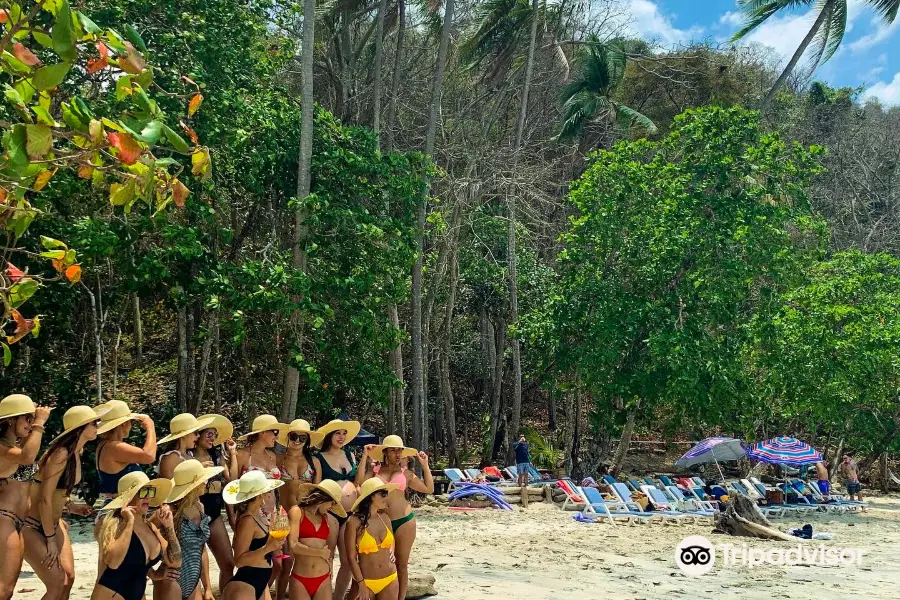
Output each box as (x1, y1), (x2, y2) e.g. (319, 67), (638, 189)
(268, 429), (280, 435)
(203, 429), (217, 438)
(288, 432), (308, 443)
(376, 490), (389, 498)
(138, 487), (157, 500)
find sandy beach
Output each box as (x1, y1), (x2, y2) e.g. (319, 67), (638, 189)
(16, 496), (900, 599)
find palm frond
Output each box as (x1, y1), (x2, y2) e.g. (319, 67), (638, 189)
(613, 103), (657, 133)
(730, 0), (815, 41)
(868, 0), (900, 23)
(459, 0), (527, 68)
(808, 0), (846, 68)
(556, 91), (598, 141)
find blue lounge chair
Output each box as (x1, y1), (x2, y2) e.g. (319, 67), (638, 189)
(665, 485), (718, 515)
(580, 486), (653, 525)
(636, 485), (704, 525)
(445, 468), (468, 491)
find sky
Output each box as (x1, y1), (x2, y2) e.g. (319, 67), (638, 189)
(619, 0), (900, 105)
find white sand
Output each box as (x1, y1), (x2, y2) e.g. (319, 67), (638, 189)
(16, 496), (900, 599)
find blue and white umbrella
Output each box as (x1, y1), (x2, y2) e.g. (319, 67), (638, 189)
(745, 437), (822, 466)
(675, 437), (746, 482)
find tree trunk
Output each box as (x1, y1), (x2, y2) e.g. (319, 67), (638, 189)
(193, 316), (217, 413)
(483, 319), (506, 462)
(132, 292), (142, 364)
(548, 381), (557, 432)
(212, 320), (221, 413)
(389, 304), (405, 438)
(830, 435), (845, 479)
(372, 0), (388, 147)
(384, 0), (405, 151)
(610, 403), (638, 475)
(881, 452), (889, 492)
(82, 284), (103, 403)
(177, 300), (189, 412)
(762, 0), (833, 109)
(564, 389), (575, 474)
(505, 0), (540, 465)
(282, 0), (316, 423)
(412, 0), (454, 452)
(440, 214), (461, 467)
(571, 389), (582, 479)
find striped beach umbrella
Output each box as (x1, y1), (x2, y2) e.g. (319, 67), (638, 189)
(744, 436), (822, 466)
(675, 437), (746, 482)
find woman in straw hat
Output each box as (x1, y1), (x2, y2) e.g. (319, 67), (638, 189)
(346, 478), (400, 600)
(94, 400), (158, 504)
(286, 480), (345, 600)
(222, 471), (285, 600)
(0, 394), (51, 600)
(193, 414), (239, 596)
(275, 419), (321, 600)
(92, 472), (179, 600)
(157, 414), (217, 479)
(22, 405), (100, 600)
(154, 459), (224, 600)
(311, 418), (360, 600)
(357, 436), (433, 600)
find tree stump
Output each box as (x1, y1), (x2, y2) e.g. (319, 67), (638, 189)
(713, 493), (807, 542)
(406, 572), (437, 599)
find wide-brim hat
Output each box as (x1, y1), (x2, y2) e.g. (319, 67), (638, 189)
(49, 405), (99, 445)
(351, 477), (398, 512)
(297, 480), (347, 517)
(197, 414), (233, 446)
(105, 471), (173, 510)
(96, 400), (144, 435)
(238, 414), (289, 441)
(158, 413), (215, 445)
(278, 419), (324, 447)
(223, 470), (284, 504)
(0, 394), (36, 420)
(315, 419), (361, 445)
(369, 435), (417, 462)
(166, 459), (224, 503)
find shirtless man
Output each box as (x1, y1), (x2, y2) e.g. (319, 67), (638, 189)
(839, 454), (862, 501)
(814, 461), (830, 498)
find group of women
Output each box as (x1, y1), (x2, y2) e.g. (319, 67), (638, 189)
(0, 394), (434, 600)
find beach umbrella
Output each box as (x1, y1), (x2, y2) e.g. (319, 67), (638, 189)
(675, 437), (746, 482)
(744, 437), (822, 466)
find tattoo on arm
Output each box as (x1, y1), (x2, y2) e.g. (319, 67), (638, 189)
(160, 524), (183, 567)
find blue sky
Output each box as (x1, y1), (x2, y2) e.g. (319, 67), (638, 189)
(619, 0), (900, 105)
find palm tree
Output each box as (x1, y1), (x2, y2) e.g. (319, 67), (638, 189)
(556, 40), (656, 144)
(732, 0), (900, 109)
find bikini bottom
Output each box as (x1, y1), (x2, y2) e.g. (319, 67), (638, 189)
(291, 571), (329, 596)
(365, 572), (397, 595)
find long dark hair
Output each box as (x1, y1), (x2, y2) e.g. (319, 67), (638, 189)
(298, 489), (333, 510)
(353, 493), (375, 537)
(320, 432), (338, 452)
(0, 416), (16, 440)
(37, 425), (88, 494)
(290, 434), (315, 478)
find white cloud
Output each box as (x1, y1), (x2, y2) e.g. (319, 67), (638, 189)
(624, 0), (704, 46)
(848, 19), (900, 52)
(863, 72), (900, 105)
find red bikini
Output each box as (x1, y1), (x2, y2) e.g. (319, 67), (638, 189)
(291, 512), (332, 596)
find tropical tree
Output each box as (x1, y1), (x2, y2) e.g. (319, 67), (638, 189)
(556, 39), (656, 145)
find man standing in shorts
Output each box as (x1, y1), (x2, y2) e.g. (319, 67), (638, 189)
(514, 433), (531, 487)
(814, 461), (830, 499)
(839, 454), (862, 501)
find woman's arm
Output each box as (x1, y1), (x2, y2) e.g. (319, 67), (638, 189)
(37, 449), (67, 536)
(233, 518), (282, 568)
(152, 506), (183, 567)
(158, 453), (181, 479)
(354, 446), (375, 488)
(223, 440), (238, 481)
(0, 407), (50, 465)
(101, 510), (136, 570)
(287, 507), (330, 560)
(408, 452), (434, 494)
(312, 456), (323, 484)
(200, 545), (212, 597)
(345, 518), (369, 599)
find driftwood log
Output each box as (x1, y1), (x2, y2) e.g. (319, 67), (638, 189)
(714, 493), (808, 542)
(406, 572), (437, 599)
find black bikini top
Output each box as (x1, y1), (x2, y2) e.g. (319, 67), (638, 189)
(98, 530), (161, 600)
(246, 516), (272, 565)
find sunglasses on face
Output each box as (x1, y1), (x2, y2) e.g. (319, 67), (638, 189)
(138, 487), (156, 500)
(376, 490), (389, 498)
(289, 433), (307, 443)
(268, 429), (280, 436)
(203, 429), (217, 438)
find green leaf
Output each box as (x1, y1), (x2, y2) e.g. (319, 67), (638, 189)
(4, 84), (25, 110)
(137, 120), (162, 145)
(14, 79), (35, 105)
(133, 67), (153, 90)
(31, 105), (57, 125)
(40, 235), (67, 250)
(115, 74), (132, 100)
(31, 317), (40, 338)
(26, 124), (52, 159)
(32, 31), (53, 48)
(39, 249), (66, 260)
(9, 278), (39, 307)
(8, 209), (35, 238)
(124, 24), (147, 52)
(61, 102), (85, 131)
(2, 342), (11, 367)
(76, 12), (102, 35)
(33, 62), (71, 90)
(2, 51), (32, 74)
(104, 29), (128, 54)
(161, 123), (191, 154)
(52, 0), (77, 62)
(109, 179), (135, 206)
(131, 82), (153, 113)
(5, 124), (29, 170)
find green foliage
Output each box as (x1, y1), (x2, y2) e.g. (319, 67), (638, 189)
(523, 427), (562, 469)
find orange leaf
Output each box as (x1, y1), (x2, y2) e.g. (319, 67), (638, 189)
(0, 10), (8, 23)
(117, 42), (146, 75)
(13, 43), (41, 67)
(188, 94), (203, 117)
(6, 263), (24, 282)
(106, 132), (142, 165)
(51, 258), (65, 272)
(7, 310), (36, 344)
(65, 264), (82, 284)
(33, 169), (55, 191)
(0, 188), (7, 205)
(77, 164), (94, 179)
(172, 180), (189, 208)
(180, 121), (199, 144)
(87, 43), (109, 74)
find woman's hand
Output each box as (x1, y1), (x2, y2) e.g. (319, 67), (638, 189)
(156, 505), (174, 530)
(200, 460), (215, 468)
(355, 583), (372, 600)
(265, 535), (284, 552)
(363, 444), (375, 457)
(224, 439), (237, 454)
(122, 506), (136, 526)
(203, 588), (215, 600)
(43, 535), (60, 569)
(137, 414), (155, 430)
(33, 406), (51, 427)
(67, 502), (92, 517)
(417, 451), (429, 467)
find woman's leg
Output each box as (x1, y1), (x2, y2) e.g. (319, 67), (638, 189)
(331, 524), (352, 600)
(222, 581), (256, 600)
(23, 521), (75, 600)
(57, 522), (75, 600)
(0, 517), (23, 600)
(207, 518), (235, 593)
(277, 549), (293, 600)
(375, 576), (400, 600)
(393, 517), (416, 600)
(268, 556), (282, 593)
(152, 576), (182, 600)
(312, 577), (332, 600)
(287, 572), (312, 600)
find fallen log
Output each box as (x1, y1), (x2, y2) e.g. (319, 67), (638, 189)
(713, 493), (809, 542)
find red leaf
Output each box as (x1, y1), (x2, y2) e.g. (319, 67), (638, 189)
(0, 10), (8, 23)
(13, 43), (41, 67)
(65, 264), (82, 284)
(187, 94), (203, 117)
(6, 263), (24, 283)
(172, 180), (189, 208)
(106, 132), (142, 165)
(87, 42), (109, 74)
(7, 310), (36, 344)
(180, 121), (199, 144)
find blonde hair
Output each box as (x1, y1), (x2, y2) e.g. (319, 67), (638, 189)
(172, 486), (205, 537)
(96, 509), (131, 555)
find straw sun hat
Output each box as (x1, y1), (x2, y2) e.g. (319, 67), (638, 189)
(351, 477), (398, 512)
(368, 435), (417, 463)
(278, 419), (323, 447)
(197, 414), (234, 446)
(105, 471), (173, 511)
(0, 394), (37, 420)
(49, 405), (100, 444)
(238, 415), (288, 441)
(297, 480), (347, 517)
(166, 459), (224, 503)
(223, 470), (284, 505)
(315, 419), (361, 445)
(157, 413), (216, 445)
(96, 400), (146, 435)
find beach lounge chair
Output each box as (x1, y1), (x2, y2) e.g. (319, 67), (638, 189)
(659, 475), (677, 488)
(740, 478), (764, 500)
(445, 468), (469, 491)
(629, 485), (697, 525)
(627, 478), (643, 492)
(747, 479), (813, 517)
(464, 468), (483, 481)
(580, 486), (654, 525)
(642, 476), (656, 486)
(665, 485), (717, 514)
(556, 478), (586, 511)
(797, 480), (861, 513)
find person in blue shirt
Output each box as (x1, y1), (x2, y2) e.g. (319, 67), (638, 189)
(513, 434), (531, 487)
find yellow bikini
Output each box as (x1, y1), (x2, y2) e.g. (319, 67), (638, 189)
(357, 517), (397, 594)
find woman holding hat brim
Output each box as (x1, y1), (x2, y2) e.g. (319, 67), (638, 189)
(158, 414), (217, 480)
(311, 419), (360, 600)
(22, 405), (100, 600)
(286, 481), (346, 600)
(153, 459), (224, 600)
(276, 419), (321, 600)
(357, 436), (433, 600)
(222, 471), (285, 600)
(193, 414), (239, 597)
(92, 472), (179, 600)
(0, 394), (51, 600)
(94, 400), (158, 503)
(346, 478), (400, 600)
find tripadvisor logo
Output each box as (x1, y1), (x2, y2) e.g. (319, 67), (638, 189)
(675, 535), (715, 577)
